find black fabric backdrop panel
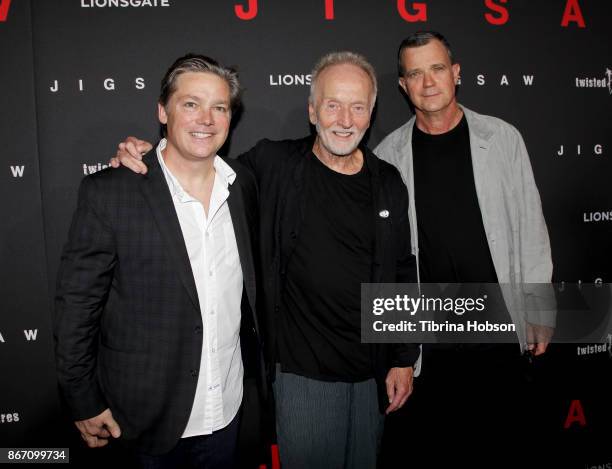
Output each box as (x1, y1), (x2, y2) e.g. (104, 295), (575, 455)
(0, 0), (60, 447)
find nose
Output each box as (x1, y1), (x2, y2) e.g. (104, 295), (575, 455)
(197, 107), (214, 126)
(423, 71), (435, 87)
(337, 106), (353, 128)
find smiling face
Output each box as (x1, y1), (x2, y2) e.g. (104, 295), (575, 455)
(158, 71), (231, 162)
(308, 63), (374, 159)
(398, 39), (460, 118)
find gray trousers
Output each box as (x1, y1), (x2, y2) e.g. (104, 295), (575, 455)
(273, 366), (384, 469)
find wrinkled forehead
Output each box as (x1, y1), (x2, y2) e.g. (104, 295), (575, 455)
(315, 64), (375, 100)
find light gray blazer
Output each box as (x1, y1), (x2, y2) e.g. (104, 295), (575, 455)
(374, 105), (555, 350)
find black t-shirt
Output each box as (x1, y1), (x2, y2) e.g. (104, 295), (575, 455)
(278, 151), (375, 381)
(412, 115), (498, 284)
(413, 115), (512, 349)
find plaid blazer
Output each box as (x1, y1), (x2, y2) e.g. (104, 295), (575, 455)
(54, 149), (264, 455)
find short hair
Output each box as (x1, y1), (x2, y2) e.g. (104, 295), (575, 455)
(309, 51), (378, 108)
(159, 53), (241, 112)
(397, 31), (455, 77)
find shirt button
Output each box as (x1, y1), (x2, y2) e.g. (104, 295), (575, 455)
(210, 310), (215, 315)
(212, 347), (216, 353)
(209, 270), (214, 276)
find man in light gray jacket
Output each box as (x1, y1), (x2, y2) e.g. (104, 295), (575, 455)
(374, 30), (554, 465)
(375, 30), (553, 350)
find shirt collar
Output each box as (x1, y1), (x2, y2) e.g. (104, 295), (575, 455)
(156, 138), (236, 201)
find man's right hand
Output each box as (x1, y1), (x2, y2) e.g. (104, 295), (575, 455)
(75, 408), (121, 448)
(109, 136), (153, 174)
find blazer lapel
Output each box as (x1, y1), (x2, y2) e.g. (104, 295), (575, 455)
(139, 151), (200, 313)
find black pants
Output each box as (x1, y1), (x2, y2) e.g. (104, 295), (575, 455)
(134, 412), (241, 469)
(382, 344), (531, 468)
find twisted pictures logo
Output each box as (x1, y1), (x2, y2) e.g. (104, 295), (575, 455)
(0, 0), (11, 22)
(575, 67), (612, 95)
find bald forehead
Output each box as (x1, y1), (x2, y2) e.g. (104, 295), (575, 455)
(314, 63), (375, 99)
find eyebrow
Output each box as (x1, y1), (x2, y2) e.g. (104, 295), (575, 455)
(405, 63), (447, 74)
(321, 97), (368, 104)
(180, 95), (230, 105)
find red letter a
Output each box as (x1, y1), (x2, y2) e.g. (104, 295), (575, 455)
(563, 399), (587, 429)
(0, 0), (12, 22)
(561, 0), (586, 28)
(235, 0), (257, 20)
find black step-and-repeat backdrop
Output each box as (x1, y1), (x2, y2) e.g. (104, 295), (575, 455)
(2, 0), (611, 466)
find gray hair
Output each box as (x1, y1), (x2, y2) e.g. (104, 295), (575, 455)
(309, 51), (377, 107)
(397, 31), (455, 77)
(159, 53), (241, 111)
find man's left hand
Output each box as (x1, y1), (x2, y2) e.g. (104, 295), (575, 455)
(385, 366), (414, 415)
(526, 322), (554, 356)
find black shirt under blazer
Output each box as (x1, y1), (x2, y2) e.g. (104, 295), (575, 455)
(239, 136), (419, 412)
(54, 149), (265, 455)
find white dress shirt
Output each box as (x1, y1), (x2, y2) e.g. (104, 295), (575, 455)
(157, 139), (244, 436)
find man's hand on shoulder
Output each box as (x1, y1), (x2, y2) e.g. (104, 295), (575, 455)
(75, 408), (121, 448)
(109, 136), (153, 174)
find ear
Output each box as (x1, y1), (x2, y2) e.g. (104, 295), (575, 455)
(398, 77), (408, 95)
(308, 100), (317, 126)
(158, 102), (168, 125)
(452, 63), (461, 85)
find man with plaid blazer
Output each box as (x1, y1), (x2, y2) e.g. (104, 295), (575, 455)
(54, 55), (264, 468)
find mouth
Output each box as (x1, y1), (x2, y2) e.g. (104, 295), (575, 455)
(190, 131), (214, 139)
(332, 130), (354, 138)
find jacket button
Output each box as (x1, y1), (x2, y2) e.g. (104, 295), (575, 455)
(274, 305), (280, 313)
(290, 231), (297, 239)
(195, 326), (202, 333)
(190, 369), (198, 377)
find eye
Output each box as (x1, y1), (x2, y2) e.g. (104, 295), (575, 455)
(184, 101), (197, 109)
(326, 102), (339, 110)
(432, 64), (446, 72)
(213, 105), (228, 113)
(353, 105), (366, 113)
(406, 70), (421, 79)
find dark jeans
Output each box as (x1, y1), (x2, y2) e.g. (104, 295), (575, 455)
(273, 365), (384, 469)
(133, 412), (240, 469)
